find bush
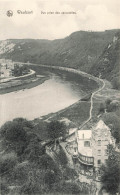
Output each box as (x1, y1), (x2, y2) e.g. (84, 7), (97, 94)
(0, 152), (17, 175)
(24, 139), (45, 162)
(100, 146), (120, 195)
(54, 182), (85, 194)
(103, 113), (120, 143)
(56, 145), (68, 167)
(99, 102), (105, 113)
(1, 182), (9, 195)
(11, 162), (30, 185)
(63, 167), (78, 180)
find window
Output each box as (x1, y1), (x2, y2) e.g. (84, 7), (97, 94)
(98, 160), (101, 165)
(98, 140), (101, 146)
(84, 141), (90, 147)
(98, 150), (101, 155)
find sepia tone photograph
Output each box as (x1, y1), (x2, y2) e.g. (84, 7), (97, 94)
(0, 0), (120, 195)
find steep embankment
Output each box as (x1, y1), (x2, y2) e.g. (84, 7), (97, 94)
(0, 30), (119, 73)
(90, 32), (120, 89)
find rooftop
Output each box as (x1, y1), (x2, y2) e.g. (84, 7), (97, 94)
(95, 120), (109, 131)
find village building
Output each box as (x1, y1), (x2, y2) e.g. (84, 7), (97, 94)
(91, 120), (115, 169)
(72, 120), (115, 171)
(0, 67), (12, 78)
(0, 59), (15, 78)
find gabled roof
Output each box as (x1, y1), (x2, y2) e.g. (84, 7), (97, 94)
(92, 120), (111, 138)
(95, 120), (110, 131)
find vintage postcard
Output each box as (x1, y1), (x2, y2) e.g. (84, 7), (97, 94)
(0, 0), (120, 195)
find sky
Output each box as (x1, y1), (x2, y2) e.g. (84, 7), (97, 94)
(0, 0), (120, 40)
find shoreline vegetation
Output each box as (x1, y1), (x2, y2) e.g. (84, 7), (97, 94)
(0, 75), (49, 94)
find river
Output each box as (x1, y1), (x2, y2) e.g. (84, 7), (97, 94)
(0, 66), (98, 127)
(0, 74), (83, 127)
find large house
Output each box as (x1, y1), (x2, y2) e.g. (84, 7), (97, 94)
(73, 120), (115, 170)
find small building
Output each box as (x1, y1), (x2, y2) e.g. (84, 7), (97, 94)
(0, 67), (12, 78)
(92, 120), (115, 169)
(74, 120), (115, 169)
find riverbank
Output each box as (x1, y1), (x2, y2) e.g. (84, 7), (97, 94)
(42, 100), (91, 128)
(44, 78), (119, 130)
(0, 76), (49, 94)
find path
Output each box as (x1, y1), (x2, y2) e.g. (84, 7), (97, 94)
(16, 62), (106, 128)
(79, 78), (105, 129)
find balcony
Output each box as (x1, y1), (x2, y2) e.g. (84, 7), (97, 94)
(78, 152), (94, 166)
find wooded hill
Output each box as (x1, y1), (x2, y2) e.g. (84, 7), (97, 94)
(0, 29), (120, 88)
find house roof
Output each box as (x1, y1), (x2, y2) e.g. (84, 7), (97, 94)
(92, 120), (111, 139)
(95, 120), (110, 131)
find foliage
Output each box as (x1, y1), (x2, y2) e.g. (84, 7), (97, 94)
(91, 32), (120, 89)
(11, 162), (30, 185)
(20, 168), (60, 194)
(47, 120), (66, 140)
(105, 98), (112, 106)
(0, 119), (31, 155)
(105, 99), (119, 112)
(99, 102), (105, 113)
(32, 119), (48, 140)
(0, 152), (17, 175)
(25, 145), (45, 162)
(53, 181), (87, 194)
(100, 145), (120, 195)
(112, 77), (120, 90)
(0, 182), (9, 195)
(0, 118), (88, 195)
(56, 145), (68, 167)
(63, 167), (78, 180)
(13, 64), (29, 77)
(103, 113), (120, 143)
(44, 170), (58, 188)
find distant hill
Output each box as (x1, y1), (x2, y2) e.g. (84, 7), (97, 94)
(0, 29), (120, 88)
(90, 31), (120, 89)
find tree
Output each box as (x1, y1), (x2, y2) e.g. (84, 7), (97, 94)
(56, 145), (68, 167)
(100, 145), (120, 195)
(103, 113), (120, 143)
(53, 181), (88, 194)
(44, 170), (56, 188)
(99, 102), (105, 113)
(47, 120), (66, 149)
(105, 98), (112, 106)
(0, 152), (17, 175)
(0, 118), (33, 155)
(24, 138), (45, 162)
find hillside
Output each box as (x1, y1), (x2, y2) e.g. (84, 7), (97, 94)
(0, 30), (119, 72)
(0, 29), (120, 88)
(90, 31), (120, 89)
